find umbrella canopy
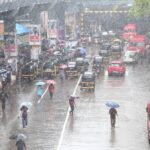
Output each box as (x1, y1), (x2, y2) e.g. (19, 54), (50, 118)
(79, 47), (86, 54)
(16, 23), (30, 35)
(35, 81), (45, 86)
(17, 134), (27, 141)
(106, 101), (120, 108)
(59, 64), (67, 69)
(20, 102), (32, 108)
(46, 80), (56, 85)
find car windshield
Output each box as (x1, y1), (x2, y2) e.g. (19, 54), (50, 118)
(111, 63), (121, 67)
(101, 44), (110, 50)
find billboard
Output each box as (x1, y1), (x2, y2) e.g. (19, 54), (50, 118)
(29, 25), (41, 45)
(47, 20), (58, 38)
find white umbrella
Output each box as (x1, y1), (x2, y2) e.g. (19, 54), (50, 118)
(17, 134), (27, 141)
(20, 102), (32, 108)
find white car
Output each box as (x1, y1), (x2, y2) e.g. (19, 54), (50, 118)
(123, 50), (139, 63)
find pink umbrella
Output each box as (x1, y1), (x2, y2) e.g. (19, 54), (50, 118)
(46, 80), (56, 85)
(59, 64), (67, 69)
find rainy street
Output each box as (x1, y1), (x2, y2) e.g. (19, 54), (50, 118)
(0, 45), (150, 150)
(0, 0), (150, 150)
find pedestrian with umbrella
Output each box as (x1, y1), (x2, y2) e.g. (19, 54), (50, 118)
(20, 105), (28, 128)
(16, 135), (26, 150)
(46, 80), (56, 99)
(35, 81), (45, 98)
(69, 95), (79, 115)
(106, 101), (119, 128)
(59, 64), (67, 80)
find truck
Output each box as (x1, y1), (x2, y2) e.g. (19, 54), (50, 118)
(122, 24), (137, 41)
(129, 35), (147, 56)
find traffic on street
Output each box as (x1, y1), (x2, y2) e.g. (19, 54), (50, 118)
(0, 0), (150, 150)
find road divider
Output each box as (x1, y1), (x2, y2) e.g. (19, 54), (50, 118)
(56, 74), (82, 150)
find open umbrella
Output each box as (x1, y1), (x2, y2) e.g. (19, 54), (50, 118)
(106, 101), (120, 108)
(16, 134), (27, 141)
(59, 64), (67, 69)
(35, 81), (45, 86)
(46, 80), (56, 85)
(20, 102), (32, 108)
(79, 47), (86, 54)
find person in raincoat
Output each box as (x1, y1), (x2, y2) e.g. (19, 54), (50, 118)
(48, 83), (55, 99)
(16, 139), (26, 150)
(37, 85), (43, 97)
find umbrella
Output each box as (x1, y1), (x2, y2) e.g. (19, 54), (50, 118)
(17, 134), (27, 141)
(20, 102), (32, 108)
(79, 47), (86, 54)
(46, 80), (56, 85)
(60, 64), (67, 69)
(106, 101), (120, 108)
(35, 81), (45, 86)
(9, 133), (27, 140)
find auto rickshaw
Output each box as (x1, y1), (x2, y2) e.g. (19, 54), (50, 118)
(76, 57), (85, 72)
(92, 56), (104, 75)
(43, 61), (57, 79)
(21, 62), (37, 81)
(111, 39), (123, 60)
(66, 61), (79, 78)
(80, 71), (95, 91)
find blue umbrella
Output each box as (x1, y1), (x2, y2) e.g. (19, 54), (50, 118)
(79, 47), (86, 54)
(16, 23), (30, 35)
(35, 81), (45, 86)
(106, 101), (120, 108)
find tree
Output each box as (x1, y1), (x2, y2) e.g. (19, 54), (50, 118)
(131, 0), (150, 16)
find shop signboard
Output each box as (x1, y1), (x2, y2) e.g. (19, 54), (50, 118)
(29, 25), (41, 45)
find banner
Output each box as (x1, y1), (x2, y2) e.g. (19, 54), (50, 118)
(29, 25), (41, 45)
(48, 20), (58, 38)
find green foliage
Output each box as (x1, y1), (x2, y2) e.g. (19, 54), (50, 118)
(131, 0), (150, 16)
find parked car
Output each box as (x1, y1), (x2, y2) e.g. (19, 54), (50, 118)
(107, 61), (126, 76)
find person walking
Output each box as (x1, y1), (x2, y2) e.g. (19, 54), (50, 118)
(16, 139), (26, 150)
(37, 85), (43, 98)
(0, 91), (8, 113)
(109, 107), (118, 128)
(59, 68), (65, 80)
(48, 83), (55, 99)
(20, 105), (28, 128)
(69, 95), (79, 115)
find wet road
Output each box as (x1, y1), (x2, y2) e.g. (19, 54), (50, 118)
(1, 46), (150, 150)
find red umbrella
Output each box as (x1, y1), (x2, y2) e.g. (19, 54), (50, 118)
(46, 80), (56, 85)
(59, 64), (67, 69)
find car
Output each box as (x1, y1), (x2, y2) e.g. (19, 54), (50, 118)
(123, 50), (139, 63)
(107, 61), (126, 76)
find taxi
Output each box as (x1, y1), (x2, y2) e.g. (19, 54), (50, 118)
(107, 61), (126, 76)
